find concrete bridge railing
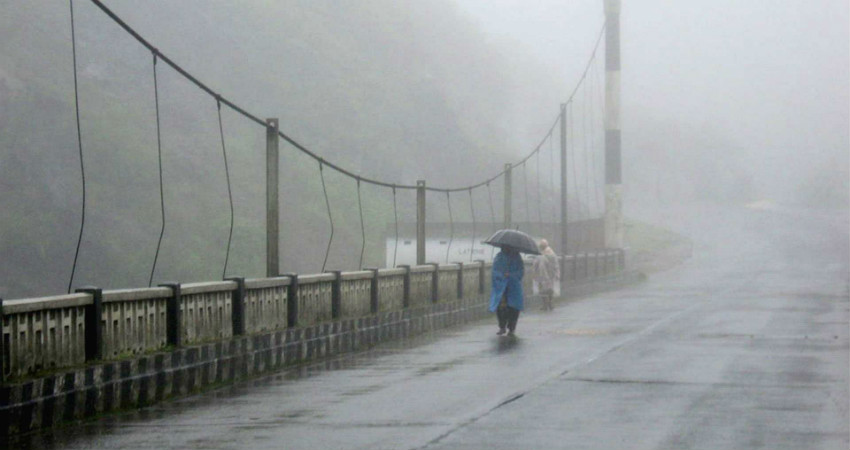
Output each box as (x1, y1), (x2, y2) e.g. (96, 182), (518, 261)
(0, 250), (625, 382)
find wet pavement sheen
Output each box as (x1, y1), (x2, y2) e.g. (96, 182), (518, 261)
(9, 205), (849, 450)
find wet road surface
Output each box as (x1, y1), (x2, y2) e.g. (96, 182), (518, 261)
(11, 204), (849, 449)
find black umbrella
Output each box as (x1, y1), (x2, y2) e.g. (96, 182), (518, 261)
(483, 229), (541, 255)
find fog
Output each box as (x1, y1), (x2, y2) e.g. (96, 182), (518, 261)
(458, 0), (849, 209)
(1, 0), (847, 299)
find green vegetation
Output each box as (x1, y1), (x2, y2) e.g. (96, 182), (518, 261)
(0, 1), (563, 299)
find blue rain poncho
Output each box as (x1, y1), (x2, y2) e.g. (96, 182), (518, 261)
(488, 249), (525, 312)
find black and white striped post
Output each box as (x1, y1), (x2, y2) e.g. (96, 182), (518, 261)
(604, 0), (624, 249)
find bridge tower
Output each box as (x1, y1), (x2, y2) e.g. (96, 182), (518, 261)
(604, 0), (624, 248)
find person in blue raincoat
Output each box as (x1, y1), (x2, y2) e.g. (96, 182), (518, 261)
(489, 247), (525, 335)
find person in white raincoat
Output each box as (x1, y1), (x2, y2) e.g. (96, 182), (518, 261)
(533, 239), (560, 311)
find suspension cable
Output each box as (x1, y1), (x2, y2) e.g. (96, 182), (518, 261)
(487, 181), (496, 260)
(319, 161), (333, 272)
(216, 99), (234, 279)
(86, 0), (605, 195)
(357, 179), (365, 270)
(68, 0), (86, 293)
(522, 161), (530, 230)
(468, 188), (475, 262)
(593, 53), (604, 213)
(569, 102), (582, 253)
(590, 54), (602, 218)
(581, 77), (593, 247)
(535, 144), (542, 236)
(392, 186), (399, 267)
(149, 53), (166, 287)
(549, 129), (557, 245)
(445, 191), (453, 264)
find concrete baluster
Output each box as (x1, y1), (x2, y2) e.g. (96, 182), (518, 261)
(225, 277), (245, 336)
(158, 283), (181, 348)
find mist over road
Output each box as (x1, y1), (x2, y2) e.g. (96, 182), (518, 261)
(14, 202), (849, 450)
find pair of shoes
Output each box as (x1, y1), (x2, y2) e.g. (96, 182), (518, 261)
(497, 328), (506, 336)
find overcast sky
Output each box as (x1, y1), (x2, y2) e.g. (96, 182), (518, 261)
(454, 0), (849, 202)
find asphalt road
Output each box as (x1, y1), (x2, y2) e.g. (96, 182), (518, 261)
(13, 204), (849, 450)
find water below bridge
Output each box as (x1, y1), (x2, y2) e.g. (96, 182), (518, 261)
(8, 203), (849, 450)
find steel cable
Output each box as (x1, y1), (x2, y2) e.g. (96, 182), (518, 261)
(446, 191), (454, 264)
(87, 0), (604, 196)
(392, 186), (399, 267)
(149, 53), (166, 287)
(522, 161), (530, 231)
(589, 55), (602, 218)
(216, 99), (234, 279)
(487, 181), (496, 260)
(319, 161), (333, 272)
(535, 147), (542, 236)
(593, 54), (605, 213)
(68, 0), (86, 293)
(583, 78), (592, 248)
(468, 188), (475, 262)
(549, 131), (557, 245)
(568, 102), (582, 253)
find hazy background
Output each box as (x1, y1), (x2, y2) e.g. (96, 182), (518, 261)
(457, 0), (849, 207)
(1, 0), (847, 299)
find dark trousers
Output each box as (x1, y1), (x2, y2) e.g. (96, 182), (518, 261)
(497, 305), (520, 332)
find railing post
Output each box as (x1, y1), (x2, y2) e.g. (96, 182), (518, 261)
(560, 103), (569, 254)
(328, 271), (342, 319)
(454, 262), (464, 299)
(367, 268), (380, 314)
(503, 163), (512, 228)
(226, 277), (246, 336)
(416, 180), (426, 265)
(266, 118), (280, 278)
(428, 263), (440, 303)
(399, 265), (411, 308)
(284, 273), (299, 327)
(76, 286), (103, 361)
(475, 260), (487, 294)
(159, 283), (181, 348)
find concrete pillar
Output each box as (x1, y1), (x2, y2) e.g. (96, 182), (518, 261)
(76, 286), (103, 361)
(226, 277), (245, 336)
(159, 282), (181, 348)
(503, 163), (512, 228)
(399, 265), (411, 308)
(367, 268), (380, 314)
(328, 270), (342, 319)
(604, 0), (624, 248)
(285, 273), (299, 327)
(266, 118), (280, 277)
(416, 180), (426, 265)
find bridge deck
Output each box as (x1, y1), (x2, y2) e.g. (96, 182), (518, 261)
(9, 205), (849, 450)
